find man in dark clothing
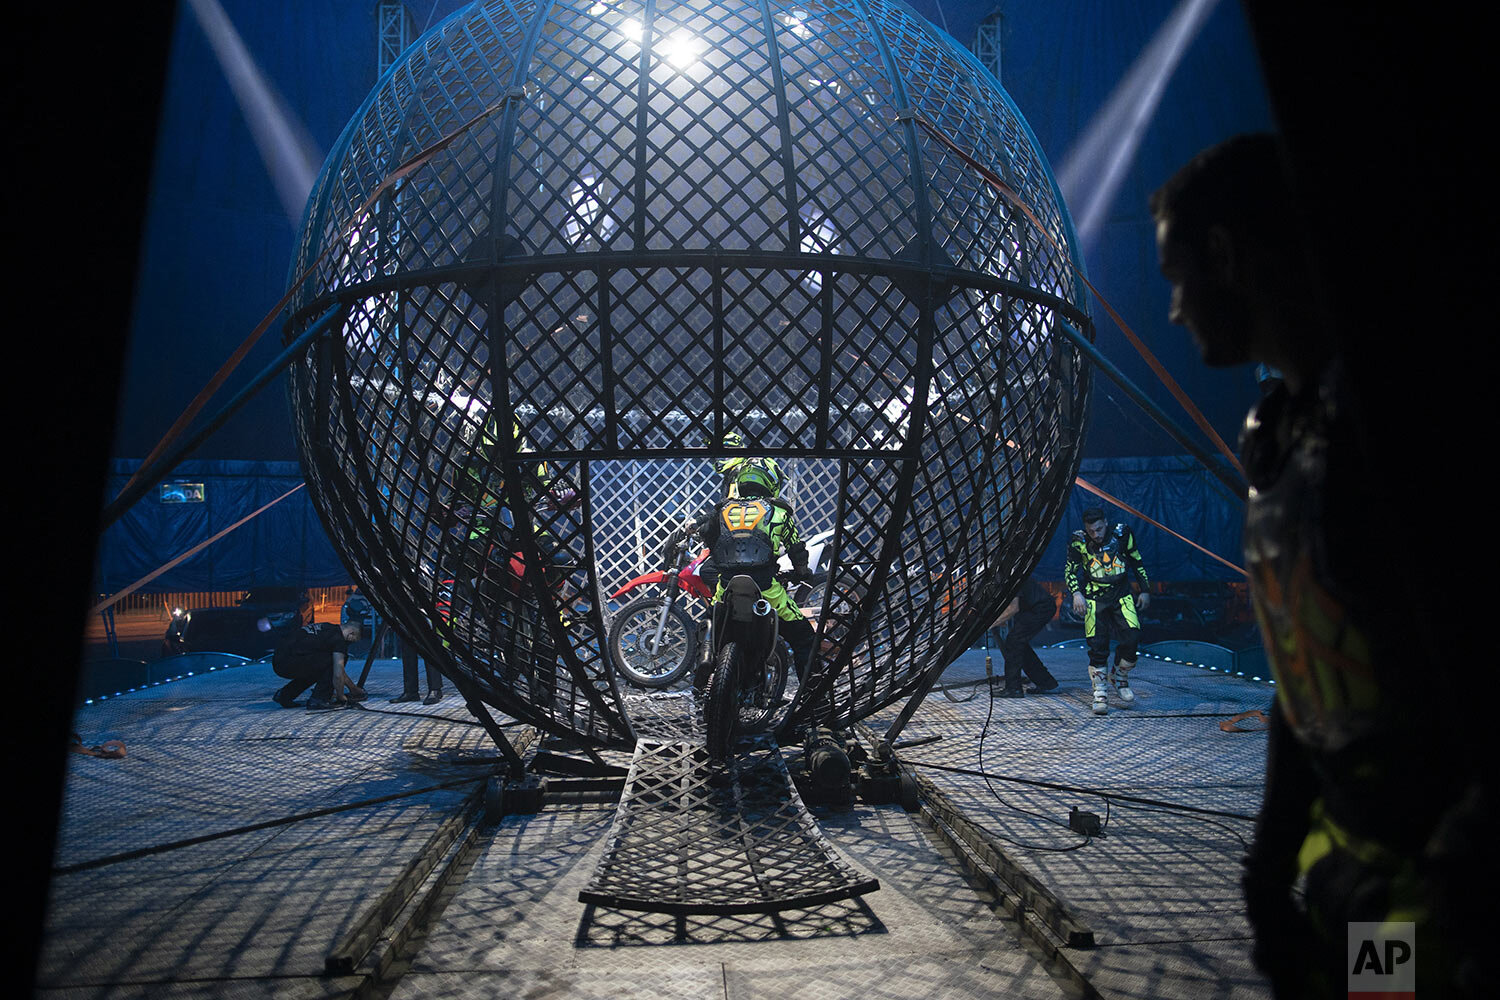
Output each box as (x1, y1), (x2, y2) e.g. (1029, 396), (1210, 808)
(1153, 133), (1484, 996)
(272, 622), (362, 710)
(994, 577), (1059, 697)
(389, 631), (444, 705)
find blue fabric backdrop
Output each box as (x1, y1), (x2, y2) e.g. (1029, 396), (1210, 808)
(94, 460), (350, 592)
(1036, 455), (1243, 584)
(93, 454), (1240, 594)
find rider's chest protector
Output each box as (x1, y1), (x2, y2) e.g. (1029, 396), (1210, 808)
(1073, 526), (1129, 589)
(714, 499), (776, 570)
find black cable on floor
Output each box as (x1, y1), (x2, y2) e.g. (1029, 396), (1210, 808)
(973, 659), (1094, 853)
(1101, 797), (1251, 850)
(348, 702), (526, 727)
(904, 757), (1258, 822)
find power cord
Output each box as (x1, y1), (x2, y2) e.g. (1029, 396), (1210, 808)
(974, 651), (1094, 852)
(948, 649), (1256, 852)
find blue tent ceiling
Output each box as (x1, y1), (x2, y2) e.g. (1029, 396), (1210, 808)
(115, 0), (1272, 466)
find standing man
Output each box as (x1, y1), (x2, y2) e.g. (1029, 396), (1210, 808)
(994, 576), (1059, 697)
(1064, 508), (1150, 715)
(1152, 133), (1482, 995)
(272, 621), (364, 710)
(389, 631), (444, 706)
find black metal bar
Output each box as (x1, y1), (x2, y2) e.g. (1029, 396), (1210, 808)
(101, 304), (342, 528)
(356, 620), (389, 688)
(787, 277), (938, 731)
(288, 253), (1093, 330)
(1056, 321), (1246, 501)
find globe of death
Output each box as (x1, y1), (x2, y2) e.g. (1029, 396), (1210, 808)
(285, 0), (1091, 747)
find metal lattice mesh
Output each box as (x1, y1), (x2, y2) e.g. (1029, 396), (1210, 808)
(286, 0), (1091, 748)
(581, 738), (879, 914)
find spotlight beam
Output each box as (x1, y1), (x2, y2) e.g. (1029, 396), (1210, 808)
(1057, 0), (1220, 251)
(186, 0), (321, 224)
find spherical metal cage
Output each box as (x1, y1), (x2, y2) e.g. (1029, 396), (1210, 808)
(286, 0), (1091, 747)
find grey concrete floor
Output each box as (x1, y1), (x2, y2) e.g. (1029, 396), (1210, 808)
(39, 646), (1273, 999)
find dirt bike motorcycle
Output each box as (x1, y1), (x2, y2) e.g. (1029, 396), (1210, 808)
(606, 541), (714, 688)
(703, 566), (827, 766)
(608, 528), (836, 690)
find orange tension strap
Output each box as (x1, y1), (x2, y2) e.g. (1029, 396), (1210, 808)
(1075, 474), (1247, 578)
(70, 734), (127, 759)
(1219, 709), (1269, 732)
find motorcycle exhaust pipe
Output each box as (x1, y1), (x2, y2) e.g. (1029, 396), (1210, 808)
(753, 598), (772, 617)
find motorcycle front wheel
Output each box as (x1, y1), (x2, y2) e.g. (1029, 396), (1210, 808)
(608, 596), (698, 688)
(739, 644), (788, 734)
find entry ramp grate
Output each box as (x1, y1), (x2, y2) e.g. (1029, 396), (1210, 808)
(580, 738), (878, 915)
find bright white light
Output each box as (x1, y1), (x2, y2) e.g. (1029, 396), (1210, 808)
(620, 18), (643, 43)
(564, 173), (617, 244)
(783, 9), (812, 39)
(589, 2), (609, 14)
(800, 212), (839, 291)
(663, 30), (702, 69)
(186, 0), (321, 224)
(1057, 0), (1220, 252)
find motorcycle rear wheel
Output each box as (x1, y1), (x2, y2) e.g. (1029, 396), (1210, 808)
(704, 642), (741, 764)
(739, 644), (788, 733)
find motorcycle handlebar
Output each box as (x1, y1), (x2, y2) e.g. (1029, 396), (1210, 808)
(786, 569), (828, 586)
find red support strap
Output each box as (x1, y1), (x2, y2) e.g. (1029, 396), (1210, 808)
(91, 483), (305, 617)
(1075, 475), (1246, 578)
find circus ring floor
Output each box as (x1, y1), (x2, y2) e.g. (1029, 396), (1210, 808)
(41, 644), (1272, 1000)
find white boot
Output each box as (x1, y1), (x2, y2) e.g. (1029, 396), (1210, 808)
(1112, 658), (1136, 703)
(1091, 683), (1109, 715)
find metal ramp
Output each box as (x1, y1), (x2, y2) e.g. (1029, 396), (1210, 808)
(579, 733), (879, 915)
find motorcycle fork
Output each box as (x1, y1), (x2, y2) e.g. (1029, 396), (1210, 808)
(644, 573), (683, 656)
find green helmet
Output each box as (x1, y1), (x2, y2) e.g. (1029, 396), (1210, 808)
(715, 431), (746, 475)
(734, 458), (783, 498)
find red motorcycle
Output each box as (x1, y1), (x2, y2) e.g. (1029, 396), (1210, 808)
(607, 539), (713, 688)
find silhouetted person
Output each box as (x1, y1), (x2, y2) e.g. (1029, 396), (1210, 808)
(389, 631), (444, 705)
(1153, 132), (1482, 997)
(271, 622), (363, 710)
(994, 577), (1059, 697)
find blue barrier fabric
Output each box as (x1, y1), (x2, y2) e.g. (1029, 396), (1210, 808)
(94, 459), (348, 592)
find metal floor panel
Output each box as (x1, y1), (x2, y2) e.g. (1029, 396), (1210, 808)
(871, 646), (1272, 998)
(403, 799), (1067, 1000)
(41, 662), (495, 994)
(621, 688), (703, 742)
(36, 982), (360, 1000)
(580, 738), (879, 914)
